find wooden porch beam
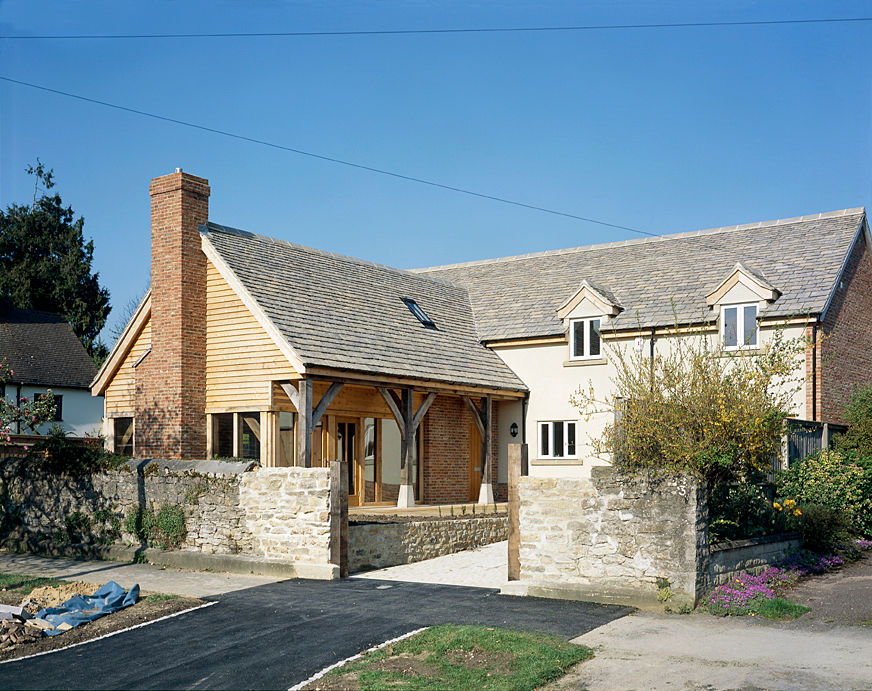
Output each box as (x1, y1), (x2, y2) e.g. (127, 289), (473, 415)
(462, 395), (486, 437)
(312, 382), (343, 429)
(377, 387), (406, 439)
(296, 379), (313, 467)
(279, 381), (300, 411)
(412, 392), (437, 430)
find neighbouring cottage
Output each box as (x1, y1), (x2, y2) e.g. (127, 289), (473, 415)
(92, 169), (872, 507)
(1, 301), (103, 444)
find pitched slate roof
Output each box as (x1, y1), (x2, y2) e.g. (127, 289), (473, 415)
(201, 223), (527, 392)
(414, 209), (867, 341)
(0, 302), (96, 388)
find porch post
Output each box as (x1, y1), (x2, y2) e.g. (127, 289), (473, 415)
(478, 396), (494, 504)
(398, 388), (415, 508)
(296, 379), (313, 467)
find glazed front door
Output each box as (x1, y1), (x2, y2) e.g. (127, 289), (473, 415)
(337, 419), (361, 506)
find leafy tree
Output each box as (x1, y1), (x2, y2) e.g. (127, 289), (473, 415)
(0, 160), (111, 364)
(835, 384), (872, 457)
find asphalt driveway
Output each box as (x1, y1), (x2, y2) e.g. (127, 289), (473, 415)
(0, 577), (631, 690)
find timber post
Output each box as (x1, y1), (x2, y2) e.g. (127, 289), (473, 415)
(329, 460), (349, 577)
(507, 442), (527, 581)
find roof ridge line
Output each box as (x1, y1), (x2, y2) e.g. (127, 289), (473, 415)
(411, 207), (867, 273)
(202, 221), (463, 291)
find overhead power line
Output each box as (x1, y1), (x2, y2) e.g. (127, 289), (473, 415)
(0, 75), (656, 237)
(0, 74), (852, 281)
(1, 16), (871, 40)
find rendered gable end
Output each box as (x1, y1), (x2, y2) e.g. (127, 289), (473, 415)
(205, 258), (298, 412)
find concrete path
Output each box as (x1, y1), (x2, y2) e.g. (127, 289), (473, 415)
(351, 540), (508, 588)
(0, 551), (283, 597)
(550, 611), (872, 691)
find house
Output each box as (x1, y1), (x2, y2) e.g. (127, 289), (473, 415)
(0, 301), (103, 439)
(92, 170), (872, 505)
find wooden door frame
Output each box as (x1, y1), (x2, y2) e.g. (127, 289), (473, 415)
(336, 417), (363, 507)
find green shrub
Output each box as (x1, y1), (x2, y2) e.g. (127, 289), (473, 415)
(709, 480), (788, 542)
(792, 504), (852, 553)
(125, 505), (186, 550)
(25, 427), (129, 476)
(836, 384), (872, 456)
(64, 511), (92, 542)
(777, 450), (872, 538)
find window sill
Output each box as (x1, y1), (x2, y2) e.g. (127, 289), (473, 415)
(718, 347), (763, 357)
(531, 458), (583, 466)
(564, 358), (606, 367)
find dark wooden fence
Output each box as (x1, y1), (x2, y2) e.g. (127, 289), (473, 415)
(782, 419), (847, 468)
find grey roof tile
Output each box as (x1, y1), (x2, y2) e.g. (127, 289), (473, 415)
(202, 223), (526, 392)
(0, 302), (96, 388)
(414, 209), (866, 340)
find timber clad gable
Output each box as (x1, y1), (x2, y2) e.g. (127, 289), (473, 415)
(104, 319), (151, 417)
(205, 260), (296, 412)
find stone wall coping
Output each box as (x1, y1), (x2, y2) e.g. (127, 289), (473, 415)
(122, 458), (258, 475)
(709, 532), (801, 553)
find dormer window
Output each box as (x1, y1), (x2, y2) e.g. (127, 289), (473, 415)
(401, 298), (436, 329)
(570, 317), (601, 360)
(722, 304), (758, 350)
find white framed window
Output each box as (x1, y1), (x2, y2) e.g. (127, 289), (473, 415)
(538, 421), (577, 459)
(721, 303), (758, 350)
(569, 318), (602, 360)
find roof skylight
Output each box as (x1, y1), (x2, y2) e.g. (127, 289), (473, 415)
(401, 298), (436, 329)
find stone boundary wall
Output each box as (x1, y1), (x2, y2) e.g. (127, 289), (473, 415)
(0, 460), (334, 577)
(348, 515), (507, 573)
(709, 533), (801, 586)
(513, 466), (708, 608)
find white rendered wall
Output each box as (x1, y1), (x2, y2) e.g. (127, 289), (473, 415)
(15, 386), (104, 437)
(493, 316), (808, 479)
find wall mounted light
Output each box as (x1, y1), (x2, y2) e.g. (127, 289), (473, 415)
(510, 422), (519, 438)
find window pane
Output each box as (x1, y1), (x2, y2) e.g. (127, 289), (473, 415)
(723, 307), (738, 347)
(572, 320), (585, 358)
(567, 422), (576, 456)
(114, 417), (134, 456)
(214, 413), (234, 458)
(743, 305), (757, 346)
(540, 423), (550, 457)
(589, 320), (601, 357)
(553, 421), (564, 457)
(240, 413), (261, 460)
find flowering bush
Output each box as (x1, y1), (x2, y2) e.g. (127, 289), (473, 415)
(571, 326), (804, 483)
(777, 450), (872, 538)
(0, 359), (57, 443)
(703, 567), (796, 616)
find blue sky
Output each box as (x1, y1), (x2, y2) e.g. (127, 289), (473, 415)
(1, 1), (871, 342)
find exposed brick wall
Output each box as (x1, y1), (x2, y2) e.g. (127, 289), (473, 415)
(818, 229), (872, 424)
(804, 324), (822, 422)
(136, 172), (210, 458)
(421, 394), (499, 504)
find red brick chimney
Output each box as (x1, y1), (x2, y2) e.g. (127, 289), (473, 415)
(135, 169), (209, 458)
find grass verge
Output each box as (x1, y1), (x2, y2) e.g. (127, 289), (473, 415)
(754, 597), (810, 620)
(310, 625), (592, 691)
(0, 572), (67, 595)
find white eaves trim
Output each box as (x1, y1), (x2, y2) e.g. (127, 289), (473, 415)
(556, 280), (621, 319)
(705, 262), (780, 306)
(200, 232), (308, 375)
(90, 289), (152, 395)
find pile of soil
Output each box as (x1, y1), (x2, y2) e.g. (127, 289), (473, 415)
(22, 581), (104, 614)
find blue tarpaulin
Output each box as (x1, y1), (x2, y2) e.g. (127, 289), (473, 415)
(36, 581), (140, 636)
